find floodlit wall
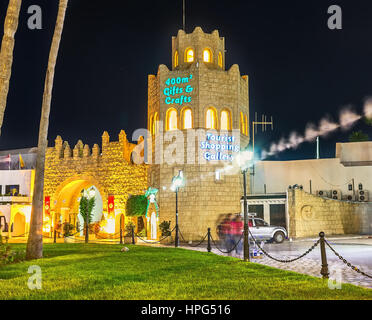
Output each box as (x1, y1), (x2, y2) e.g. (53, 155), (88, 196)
(288, 189), (372, 238)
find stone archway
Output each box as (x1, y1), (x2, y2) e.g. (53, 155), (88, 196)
(43, 132), (148, 237)
(53, 176), (106, 233)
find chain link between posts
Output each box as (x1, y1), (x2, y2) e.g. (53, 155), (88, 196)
(325, 239), (372, 279)
(210, 232), (244, 254)
(179, 229), (208, 247)
(134, 226), (176, 244)
(248, 229), (320, 263)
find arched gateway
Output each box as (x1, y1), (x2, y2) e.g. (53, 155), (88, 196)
(43, 130), (148, 237)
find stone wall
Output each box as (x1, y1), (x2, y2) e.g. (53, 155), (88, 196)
(146, 27), (250, 240)
(288, 189), (372, 238)
(44, 131), (147, 227)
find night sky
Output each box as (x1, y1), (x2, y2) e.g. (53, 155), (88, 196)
(0, 0), (372, 160)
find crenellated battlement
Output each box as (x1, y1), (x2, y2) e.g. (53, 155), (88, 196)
(48, 130), (143, 164)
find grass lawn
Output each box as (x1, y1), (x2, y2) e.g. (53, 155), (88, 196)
(0, 243), (371, 300)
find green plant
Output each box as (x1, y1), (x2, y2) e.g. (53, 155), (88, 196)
(0, 234), (25, 265)
(79, 195), (95, 224)
(349, 130), (369, 142)
(159, 220), (172, 237)
(137, 228), (147, 237)
(126, 195), (147, 216)
(63, 223), (75, 237)
(124, 221), (136, 237)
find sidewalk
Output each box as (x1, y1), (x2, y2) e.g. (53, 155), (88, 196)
(177, 242), (372, 290)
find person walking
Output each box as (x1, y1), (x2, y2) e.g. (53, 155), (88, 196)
(221, 214), (233, 254)
(231, 214), (244, 257)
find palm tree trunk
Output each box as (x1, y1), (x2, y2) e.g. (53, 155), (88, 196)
(0, 0), (22, 135)
(26, 0), (68, 260)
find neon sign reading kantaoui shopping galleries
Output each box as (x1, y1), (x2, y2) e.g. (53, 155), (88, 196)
(163, 74), (194, 105)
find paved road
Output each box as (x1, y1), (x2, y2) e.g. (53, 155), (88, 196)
(181, 237), (372, 289)
(263, 238), (372, 269)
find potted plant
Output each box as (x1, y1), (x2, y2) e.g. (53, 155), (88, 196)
(159, 220), (172, 244)
(124, 221), (136, 244)
(63, 223), (75, 243)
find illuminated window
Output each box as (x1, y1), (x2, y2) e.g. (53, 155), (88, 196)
(166, 108), (178, 131)
(182, 108), (193, 129)
(185, 48), (194, 62)
(203, 48), (212, 63)
(174, 50), (179, 68)
(245, 114), (248, 136)
(220, 109), (231, 130)
(240, 112), (245, 134)
(153, 112), (159, 134)
(218, 52), (223, 68)
(206, 107), (217, 129)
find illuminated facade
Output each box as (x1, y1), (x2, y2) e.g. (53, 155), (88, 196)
(147, 27), (250, 240)
(0, 169), (35, 238)
(42, 131), (148, 237)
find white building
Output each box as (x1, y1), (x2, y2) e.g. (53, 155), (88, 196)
(0, 148), (36, 237)
(244, 141), (372, 228)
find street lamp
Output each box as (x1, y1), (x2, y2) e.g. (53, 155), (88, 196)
(171, 170), (185, 248)
(235, 148), (254, 262)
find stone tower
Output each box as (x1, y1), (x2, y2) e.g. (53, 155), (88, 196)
(147, 27), (250, 240)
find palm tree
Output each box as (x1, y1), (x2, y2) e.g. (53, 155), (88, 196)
(26, 0), (69, 260)
(349, 130), (369, 143)
(0, 0), (22, 135)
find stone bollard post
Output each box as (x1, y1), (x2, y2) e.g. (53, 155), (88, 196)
(207, 228), (212, 253)
(319, 232), (330, 279)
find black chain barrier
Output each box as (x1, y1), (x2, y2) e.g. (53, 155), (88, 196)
(134, 227), (176, 244)
(210, 232), (244, 254)
(248, 229), (320, 263)
(325, 239), (372, 279)
(179, 229), (208, 247)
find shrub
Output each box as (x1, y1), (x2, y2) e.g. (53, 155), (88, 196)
(63, 223), (75, 237)
(126, 195), (147, 217)
(125, 221), (136, 237)
(0, 233), (25, 265)
(159, 221), (172, 237)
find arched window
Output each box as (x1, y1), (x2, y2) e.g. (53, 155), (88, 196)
(166, 108), (178, 131)
(245, 114), (248, 136)
(153, 112), (159, 134)
(206, 107), (217, 129)
(240, 112), (245, 134)
(174, 50), (179, 68)
(203, 48), (212, 63)
(218, 52), (223, 68)
(220, 109), (231, 130)
(185, 48), (194, 62)
(182, 108), (193, 129)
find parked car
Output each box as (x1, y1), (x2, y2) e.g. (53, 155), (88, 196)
(248, 217), (287, 244)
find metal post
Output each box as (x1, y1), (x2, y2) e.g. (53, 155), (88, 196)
(207, 228), (211, 253)
(175, 189), (179, 248)
(120, 228), (123, 244)
(131, 225), (135, 245)
(54, 229), (56, 243)
(319, 232), (329, 279)
(243, 170), (250, 261)
(309, 180), (312, 194)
